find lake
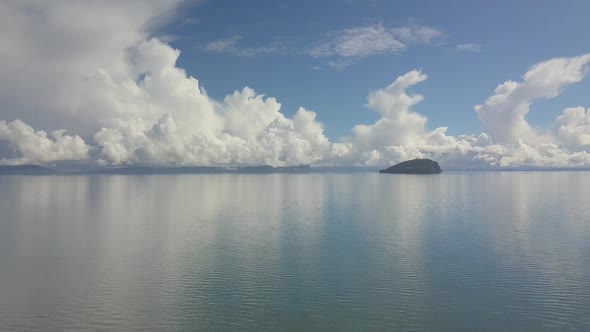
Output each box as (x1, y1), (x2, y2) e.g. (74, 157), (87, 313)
(1, 172), (589, 331)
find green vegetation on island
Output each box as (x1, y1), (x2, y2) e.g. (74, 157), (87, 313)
(379, 159), (443, 174)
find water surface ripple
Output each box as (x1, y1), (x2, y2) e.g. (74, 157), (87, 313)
(0, 172), (589, 330)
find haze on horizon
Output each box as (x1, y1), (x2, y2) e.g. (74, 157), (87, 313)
(1, 0), (589, 168)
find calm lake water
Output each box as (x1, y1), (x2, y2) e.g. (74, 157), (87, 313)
(1, 172), (589, 331)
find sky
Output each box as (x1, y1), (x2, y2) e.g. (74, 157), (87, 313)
(0, 0), (590, 168)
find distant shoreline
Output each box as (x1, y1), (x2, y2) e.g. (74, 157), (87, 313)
(1, 164), (590, 175)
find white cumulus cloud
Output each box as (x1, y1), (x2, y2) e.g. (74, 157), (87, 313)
(334, 61), (590, 167)
(0, 120), (90, 165)
(475, 54), (590, 144)
(555, 107), (590, 151)
(351, 70), (429, 150)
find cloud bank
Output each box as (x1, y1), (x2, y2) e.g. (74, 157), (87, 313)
(0, 1), (589, 168)
(0, 120), (90, 165)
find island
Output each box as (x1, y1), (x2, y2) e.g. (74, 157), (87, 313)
(379, 159), (443, 174)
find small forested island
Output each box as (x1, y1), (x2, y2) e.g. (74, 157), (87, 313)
(379, 159), (443, 174)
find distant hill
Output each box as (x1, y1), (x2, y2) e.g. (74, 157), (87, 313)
(97, 164), (311, 175)
(312, 166), (383, 173)
(0, 164), (312, 175)
(97, 166), (228, 175)
(0, 165), (58, 175)
(4, 162), (589, 175)
(379, 159), (443, 174)
(237, 165), (311, 174)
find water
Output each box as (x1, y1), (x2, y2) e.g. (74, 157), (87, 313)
(1, 172), (589, 331)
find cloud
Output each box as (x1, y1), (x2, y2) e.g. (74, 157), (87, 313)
(203, 22), (443, 67)
(0, 0), (338, 167)
(339, 70), (474, 166)
(456, 43), (482, 52)
(326, 59), (354, 70)
(335, 63), (590, 168)
(204, 35), (283, 57)
(93, 105), (340, 166)
(307, 22), (444, 69)
(308, 23), (445, 59)
(89, 40), (339, 166)
(555, 107), (590, 150)
(205, 35), (242, 52)
(475, 54), (590, 144)
(391, 24), (445, 44)
(308, 23), (406, 58)
(0, 120), (90, 165)
(0, 0), (185, 133)
(351, 70), (429, 149)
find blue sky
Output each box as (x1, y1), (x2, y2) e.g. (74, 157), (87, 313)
(1, 0), (590, 167)
(163, 0), (590, 139)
